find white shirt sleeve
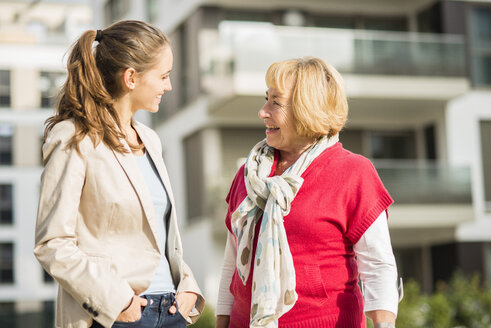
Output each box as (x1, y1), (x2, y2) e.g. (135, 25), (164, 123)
(354, 211), (399, 316)
(216, 231), (237, 316)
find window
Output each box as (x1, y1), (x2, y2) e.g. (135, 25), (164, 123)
(480, 121), (491, 211)
(310, 14), (407, 31)
(105, 0), (129, 23)
(363, 16), (408, 32)
(369, 131), (416, 159)
(222, 9), (273, 23)
(424, 125), (437, 160)
(393, 247), (424, 286)
(184, 132), (204, 223)
(0, 70), (10, 107)
(0, 302), (14, 315)
(470, 6), (491, 87)
(417, 2), (442, 33)
(0, 125), (13, 165)
(0, 185), (13, 225)
(0, 243), (14, 284)
(146, 0), (158, 23)
(40, 72), (65, 108)
(310, 15), (356, 29)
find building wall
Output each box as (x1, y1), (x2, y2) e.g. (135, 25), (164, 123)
(447, 92), (491, 224)
(0, 0), (92, 313)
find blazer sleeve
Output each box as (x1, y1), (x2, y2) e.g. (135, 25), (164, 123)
(176, 260), (206, 323)
(33, 122), (134, 327)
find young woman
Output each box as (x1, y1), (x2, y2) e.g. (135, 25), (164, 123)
(34, 20), (204, 328)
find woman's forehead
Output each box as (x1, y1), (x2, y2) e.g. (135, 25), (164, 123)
(266, 86), (292, 99)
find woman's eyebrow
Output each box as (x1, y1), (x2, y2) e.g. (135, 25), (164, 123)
(265, 91), (280, 99)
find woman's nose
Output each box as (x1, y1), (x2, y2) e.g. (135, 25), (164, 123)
(165, 79), (172, 91)
(258, 103), (270, 118)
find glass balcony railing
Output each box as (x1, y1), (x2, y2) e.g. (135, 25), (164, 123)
(373, 161), (472, 204)
(200, 21), (467, 90)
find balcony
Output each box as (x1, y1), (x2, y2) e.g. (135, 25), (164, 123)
(374, 161), (472, 204)
(201, 21), (467, 99)
(373, 161), (474, 232)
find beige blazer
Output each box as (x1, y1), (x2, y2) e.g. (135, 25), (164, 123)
(34, 119), (204, 328)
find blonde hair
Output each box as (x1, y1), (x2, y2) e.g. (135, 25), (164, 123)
(45, 20), (170, 153)
(265, 57), (348, 138)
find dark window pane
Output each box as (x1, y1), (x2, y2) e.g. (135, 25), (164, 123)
(363, 16), (408, 31)
(480, 121), (491, 211)
(40, 72), (65, 109)
(184, 132), (204, 222)
(0, 71), (10, 107)
(393, 247), (424, 284)
(471, 7), (491, 48)
(370, 131), (416, 159)
(472, 55), (491, 86)
(0, 126), (13, 165)
(424, 125), (437, 160)
(470, 6), (491, 86)
(0, 302), (15, 315)
(311, 15), (356, 29)
(105, 0), (129, 23)
(0, 243), (14, 284)
(0, 185), (12, 225)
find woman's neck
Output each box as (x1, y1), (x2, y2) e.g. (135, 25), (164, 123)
(113, 95), (144, 155)
(113, 95), (135, 134)
(275, 139), (316, 175)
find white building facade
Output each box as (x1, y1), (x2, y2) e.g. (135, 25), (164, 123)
(0, 0), (92, 318)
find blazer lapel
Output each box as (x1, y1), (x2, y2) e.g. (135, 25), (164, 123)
(111, 139), (161, 253)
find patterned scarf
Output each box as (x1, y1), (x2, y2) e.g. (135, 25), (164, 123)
(231, 134), (339, 327)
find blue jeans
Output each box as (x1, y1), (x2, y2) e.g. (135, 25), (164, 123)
(91, 293), (187, 328)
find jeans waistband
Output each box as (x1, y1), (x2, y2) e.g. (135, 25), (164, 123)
(142, 292), (176, 309)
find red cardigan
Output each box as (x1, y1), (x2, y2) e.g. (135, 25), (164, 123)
(224, 143), (393, 328)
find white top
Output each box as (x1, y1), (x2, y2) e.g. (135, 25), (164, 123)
(216, 211), (399, 316)
(134, 152), (175, 294)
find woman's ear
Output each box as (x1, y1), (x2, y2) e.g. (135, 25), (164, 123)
(122, 67), (137, 90)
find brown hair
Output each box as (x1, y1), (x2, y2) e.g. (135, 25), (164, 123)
(265, 57), (348, 138)
(44, 20), (170, 153)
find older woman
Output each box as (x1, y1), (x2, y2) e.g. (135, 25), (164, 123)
(215, 57), (400, 328)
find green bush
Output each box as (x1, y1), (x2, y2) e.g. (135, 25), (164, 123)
(393, 272), (491, 328)
(189, 304), (215, 328)
(395, 279), (429, 328)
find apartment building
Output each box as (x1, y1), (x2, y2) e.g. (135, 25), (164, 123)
(96, 0), (491, 307)
(0, 0), (92, 318)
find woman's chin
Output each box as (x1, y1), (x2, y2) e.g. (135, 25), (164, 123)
(141, 107), (159, 114)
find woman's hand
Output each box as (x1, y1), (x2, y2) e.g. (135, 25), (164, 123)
(115, 295), (148, 322)
(215, 315), (230, 328)
(168, 292), (198, 319)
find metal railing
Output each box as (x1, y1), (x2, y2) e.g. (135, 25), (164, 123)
(200, 21), (467, 88)
(373, 160), (472, 204)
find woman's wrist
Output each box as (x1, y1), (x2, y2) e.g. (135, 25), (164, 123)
(375, 323), (395, 328)
(121, 296), (134, 313)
